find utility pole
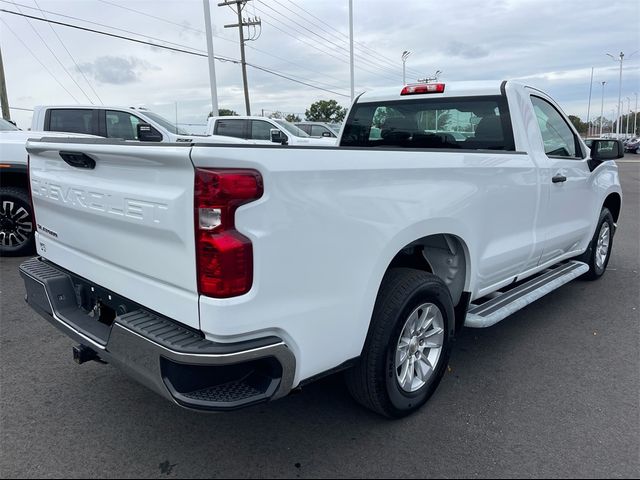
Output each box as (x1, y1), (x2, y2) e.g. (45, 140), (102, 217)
(599, 81), (606, 137)
(0, 43), (11, 121)
(348, 0), (354, 103)
(586, 67), (593, 138)
(203, 0), (219, 117)
(219, 0), (260, 115)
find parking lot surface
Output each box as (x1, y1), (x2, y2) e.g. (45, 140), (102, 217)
(1, 161), (638, 479)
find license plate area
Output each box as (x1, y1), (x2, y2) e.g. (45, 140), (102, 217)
(20, 258), (139, 346)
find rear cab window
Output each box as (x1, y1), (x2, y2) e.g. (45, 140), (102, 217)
(341, 96), (515, 151)
(215, 119), (247, 139)
(47, 109), (95, 135)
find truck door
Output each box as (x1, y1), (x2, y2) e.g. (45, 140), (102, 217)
(527, 94), (596, 265)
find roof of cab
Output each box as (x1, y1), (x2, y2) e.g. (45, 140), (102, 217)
(357, 80), (508, 104)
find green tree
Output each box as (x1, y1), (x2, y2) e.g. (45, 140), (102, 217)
(305, 100), (347, 123)
(268, 111), (284, 119)
(285, 113), (301, 123)
(568, 115), (588, 135)
(208, 108), (238, 117)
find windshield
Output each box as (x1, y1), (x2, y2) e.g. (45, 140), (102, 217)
(0, 118), (19, 131)
(274, 119), (309, 137)
(140, 110), (188, 135)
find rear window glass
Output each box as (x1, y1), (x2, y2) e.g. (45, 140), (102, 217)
(48, 109), (94, 135)
(341, 95), (515, 151)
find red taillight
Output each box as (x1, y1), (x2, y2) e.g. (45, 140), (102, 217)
(195, 168), (263, 298)
(401, 83), (445, 95)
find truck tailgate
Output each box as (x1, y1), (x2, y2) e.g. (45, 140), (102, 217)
(26, 140), (199, 329)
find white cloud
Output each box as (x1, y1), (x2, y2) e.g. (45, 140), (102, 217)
(2, 0), (639, 130)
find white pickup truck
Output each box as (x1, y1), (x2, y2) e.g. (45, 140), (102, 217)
(207, 115), (337, 146)
(31, 105), (246, 144)
(20, 81), (623, 418)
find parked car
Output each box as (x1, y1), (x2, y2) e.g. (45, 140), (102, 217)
(295, 121), (340, 138)
(624, 137), (639, 153)
(21, 80), (622, 418)
(207, 116), (337, 146)
(31, 105), (246, 144)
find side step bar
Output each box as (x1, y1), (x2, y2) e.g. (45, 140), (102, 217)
(465, 261), (589, 328)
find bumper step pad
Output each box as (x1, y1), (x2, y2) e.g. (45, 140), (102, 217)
(465, 260), (589, 328)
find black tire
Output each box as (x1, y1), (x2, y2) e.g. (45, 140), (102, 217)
(577, 207), (614, 280)
(345, 268), (454, 418)
(0, 186), (35, 257)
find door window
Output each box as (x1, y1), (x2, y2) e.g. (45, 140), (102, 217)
(251, 120), (273, 140)
(105, 110), (142, 140)
(530, 96), (580, 158)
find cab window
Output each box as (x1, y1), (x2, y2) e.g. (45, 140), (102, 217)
(48, 109), (95, 135)
(215, 119), (247, 139)
(530, 96), (581, 158)
(105, 110), (142, 140)
(251, 120), (273, 140)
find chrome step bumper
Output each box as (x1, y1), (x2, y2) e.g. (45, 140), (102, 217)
(19, 257), (296, 411)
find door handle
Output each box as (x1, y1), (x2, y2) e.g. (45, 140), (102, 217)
(552, 174), (567, 183)
(59, 152), (96, 170)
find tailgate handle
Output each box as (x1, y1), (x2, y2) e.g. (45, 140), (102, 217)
(60, 152), (96, 170)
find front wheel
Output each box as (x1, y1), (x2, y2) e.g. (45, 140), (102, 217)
(578, 207), (615, 280)
(345, 268), (454, 418)
(0, 186), (35, 257)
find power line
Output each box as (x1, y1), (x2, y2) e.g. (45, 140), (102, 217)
(0, 8), (349, 98)
(252, 4), (398, 83)
(254, 1), (399, 81)
(31, 0), (103, 104)
(7, 0), (94, 103)
(3, 0), (348, 90)
(280, 0), (424, 79)
(96, 0), (204, 34)
(255, 0), (409, 81)
(0, 18), (80, 102)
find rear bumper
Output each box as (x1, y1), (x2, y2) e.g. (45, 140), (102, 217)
(19, 257), (296, 411)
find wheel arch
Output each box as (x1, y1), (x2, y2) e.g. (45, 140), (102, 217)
(603, 192), (621, 224)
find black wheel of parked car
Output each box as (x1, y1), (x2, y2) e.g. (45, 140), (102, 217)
(578, 207), (615, 280)
(345, 268), (453, 418)
(0, 186), (35, 257)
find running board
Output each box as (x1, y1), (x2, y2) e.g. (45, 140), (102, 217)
(465, 261), (589, 328)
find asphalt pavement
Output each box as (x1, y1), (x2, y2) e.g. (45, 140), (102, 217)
(1, 161), (638, 479)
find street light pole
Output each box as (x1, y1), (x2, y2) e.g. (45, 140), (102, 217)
(626, 96), (631, 137)
(402, 51), (411, 85)
(599, 81), (606, 136)
(586, 67), (594, 138)
(634, 92), (638, 137)
(606, 52), (624, 137)
(202, 0), (219, 117)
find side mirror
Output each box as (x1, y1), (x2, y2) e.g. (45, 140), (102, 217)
(322, 131), (333, 137)
(588, 139), (624, 170)
(137, 123), (163, 142)
(270, 128), (287, 145)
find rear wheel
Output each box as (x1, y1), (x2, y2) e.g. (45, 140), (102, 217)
(0, 187), (35, 257)
(345, 268), (453, 418)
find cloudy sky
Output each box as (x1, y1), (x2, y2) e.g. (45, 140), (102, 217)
(1, 0), (639, 132)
